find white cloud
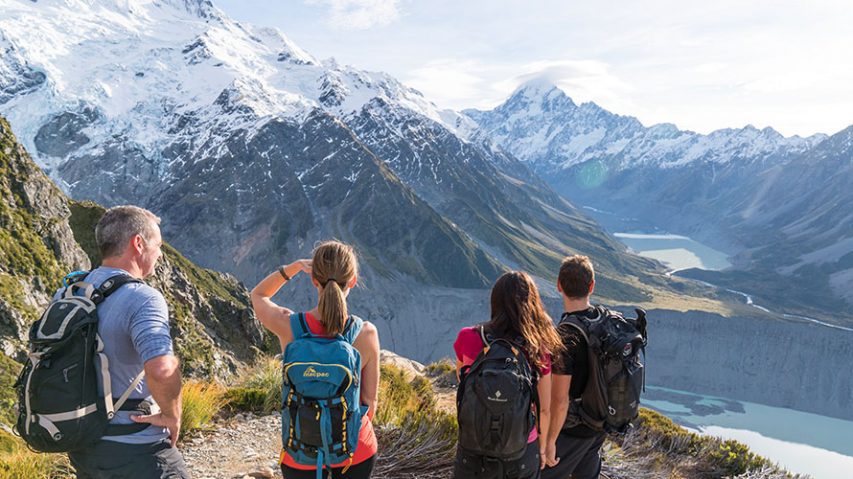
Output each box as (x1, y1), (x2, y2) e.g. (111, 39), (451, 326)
(404, 59), (498, 110)
(404, 58), (638, 116)
(305, 0), (400, 30)
(511, 60), (637, 113)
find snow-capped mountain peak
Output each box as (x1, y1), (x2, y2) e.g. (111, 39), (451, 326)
(0, 0), (476, 173)
(468, 80), (828, 171)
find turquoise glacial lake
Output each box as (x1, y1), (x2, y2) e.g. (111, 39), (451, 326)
(613, 232), (731, 272)
(644, 387), (853, 479)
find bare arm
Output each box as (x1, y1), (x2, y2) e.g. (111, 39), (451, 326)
(131, 354), (182, 447)
(250, 260), (311, 348)
(549, 373), (571, 442)
(354, 322), (380, 420)
(537, 372), (552, 469)
(545, 373), (572, 466)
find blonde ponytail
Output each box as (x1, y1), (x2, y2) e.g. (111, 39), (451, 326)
(318, 279), (347, 335)
(312, 241), (358, 336)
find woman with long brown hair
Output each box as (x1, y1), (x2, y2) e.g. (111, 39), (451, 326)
(251, 240), (380, 479)
(454, 271), (563, 479)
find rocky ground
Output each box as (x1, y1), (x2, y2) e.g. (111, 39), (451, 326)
(182, 412), (283, 479)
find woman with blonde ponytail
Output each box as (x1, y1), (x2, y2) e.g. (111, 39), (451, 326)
(251, 241), (380, 479)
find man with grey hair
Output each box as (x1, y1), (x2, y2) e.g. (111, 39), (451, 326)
(64, 205), (190, 478)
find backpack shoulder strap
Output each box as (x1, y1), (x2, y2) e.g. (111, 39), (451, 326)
(92, 274), (143, 304)
(289, 312), (312, 339)
(340, 315), (364, 344)
(559, 313), (591, 344)
(479, 325), (490, 346)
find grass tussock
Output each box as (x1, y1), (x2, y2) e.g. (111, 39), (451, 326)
(180, 380), (226, 439)
(0, 428), (73, 479)
(424, 358), (455, 377)
(424, 358), (458, 388)
(372, 364), (457, 479)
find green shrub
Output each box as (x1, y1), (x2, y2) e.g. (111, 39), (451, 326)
(0, 354), (21, 426)
(223, 387), (268, 413)
(232, 357), (282, 414)
(628, 409), (784, 477)
(424, 358), (455, 377)
(180, 380), (226, 439)
(635, 408), (701, 454)
(709, 438), (773, 476)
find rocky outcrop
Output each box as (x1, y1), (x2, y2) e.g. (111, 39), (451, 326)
(0, 116), (90, 356)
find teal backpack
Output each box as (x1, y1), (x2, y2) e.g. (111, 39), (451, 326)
(281, 312), (365, 478)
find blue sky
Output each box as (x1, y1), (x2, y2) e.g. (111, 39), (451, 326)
(215, 0), (853, 137)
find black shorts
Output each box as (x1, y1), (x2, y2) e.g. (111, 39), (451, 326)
(68, 439), (190, 479)
(454, 441), (541, 479)
(540, 431), (606, 479)
(281, 454), (376, 479)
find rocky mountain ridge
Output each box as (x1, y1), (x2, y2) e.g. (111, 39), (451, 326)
(0, 115), (267, 377)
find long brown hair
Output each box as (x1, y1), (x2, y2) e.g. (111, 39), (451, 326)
(312, 240), (358, 336)
(487, 271), (563, 369)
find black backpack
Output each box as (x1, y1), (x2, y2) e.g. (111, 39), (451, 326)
(560, 306), (647, 434)
(456, 326), (539, 461)
(13, 272), (151, 452)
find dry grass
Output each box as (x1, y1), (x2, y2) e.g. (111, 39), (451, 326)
(180, 379), (227, 439)
(0, 427), (73, 479)
(372, 364), (457, 479)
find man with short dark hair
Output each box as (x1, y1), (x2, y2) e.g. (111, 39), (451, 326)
(542, 254), (606, 479)
(65, 205), (190, 478)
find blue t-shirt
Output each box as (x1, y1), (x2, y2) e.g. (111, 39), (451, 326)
(57, 266), (173, 444)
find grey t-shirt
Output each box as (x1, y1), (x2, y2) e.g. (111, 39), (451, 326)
(57, 266), (173, 444)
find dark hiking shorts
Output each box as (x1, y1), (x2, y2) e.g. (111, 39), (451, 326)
(454, 441), (541, 479)
(68, 439), (191, 479)
(541, 431), (605, 479)
(281, 454), (376, 479)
